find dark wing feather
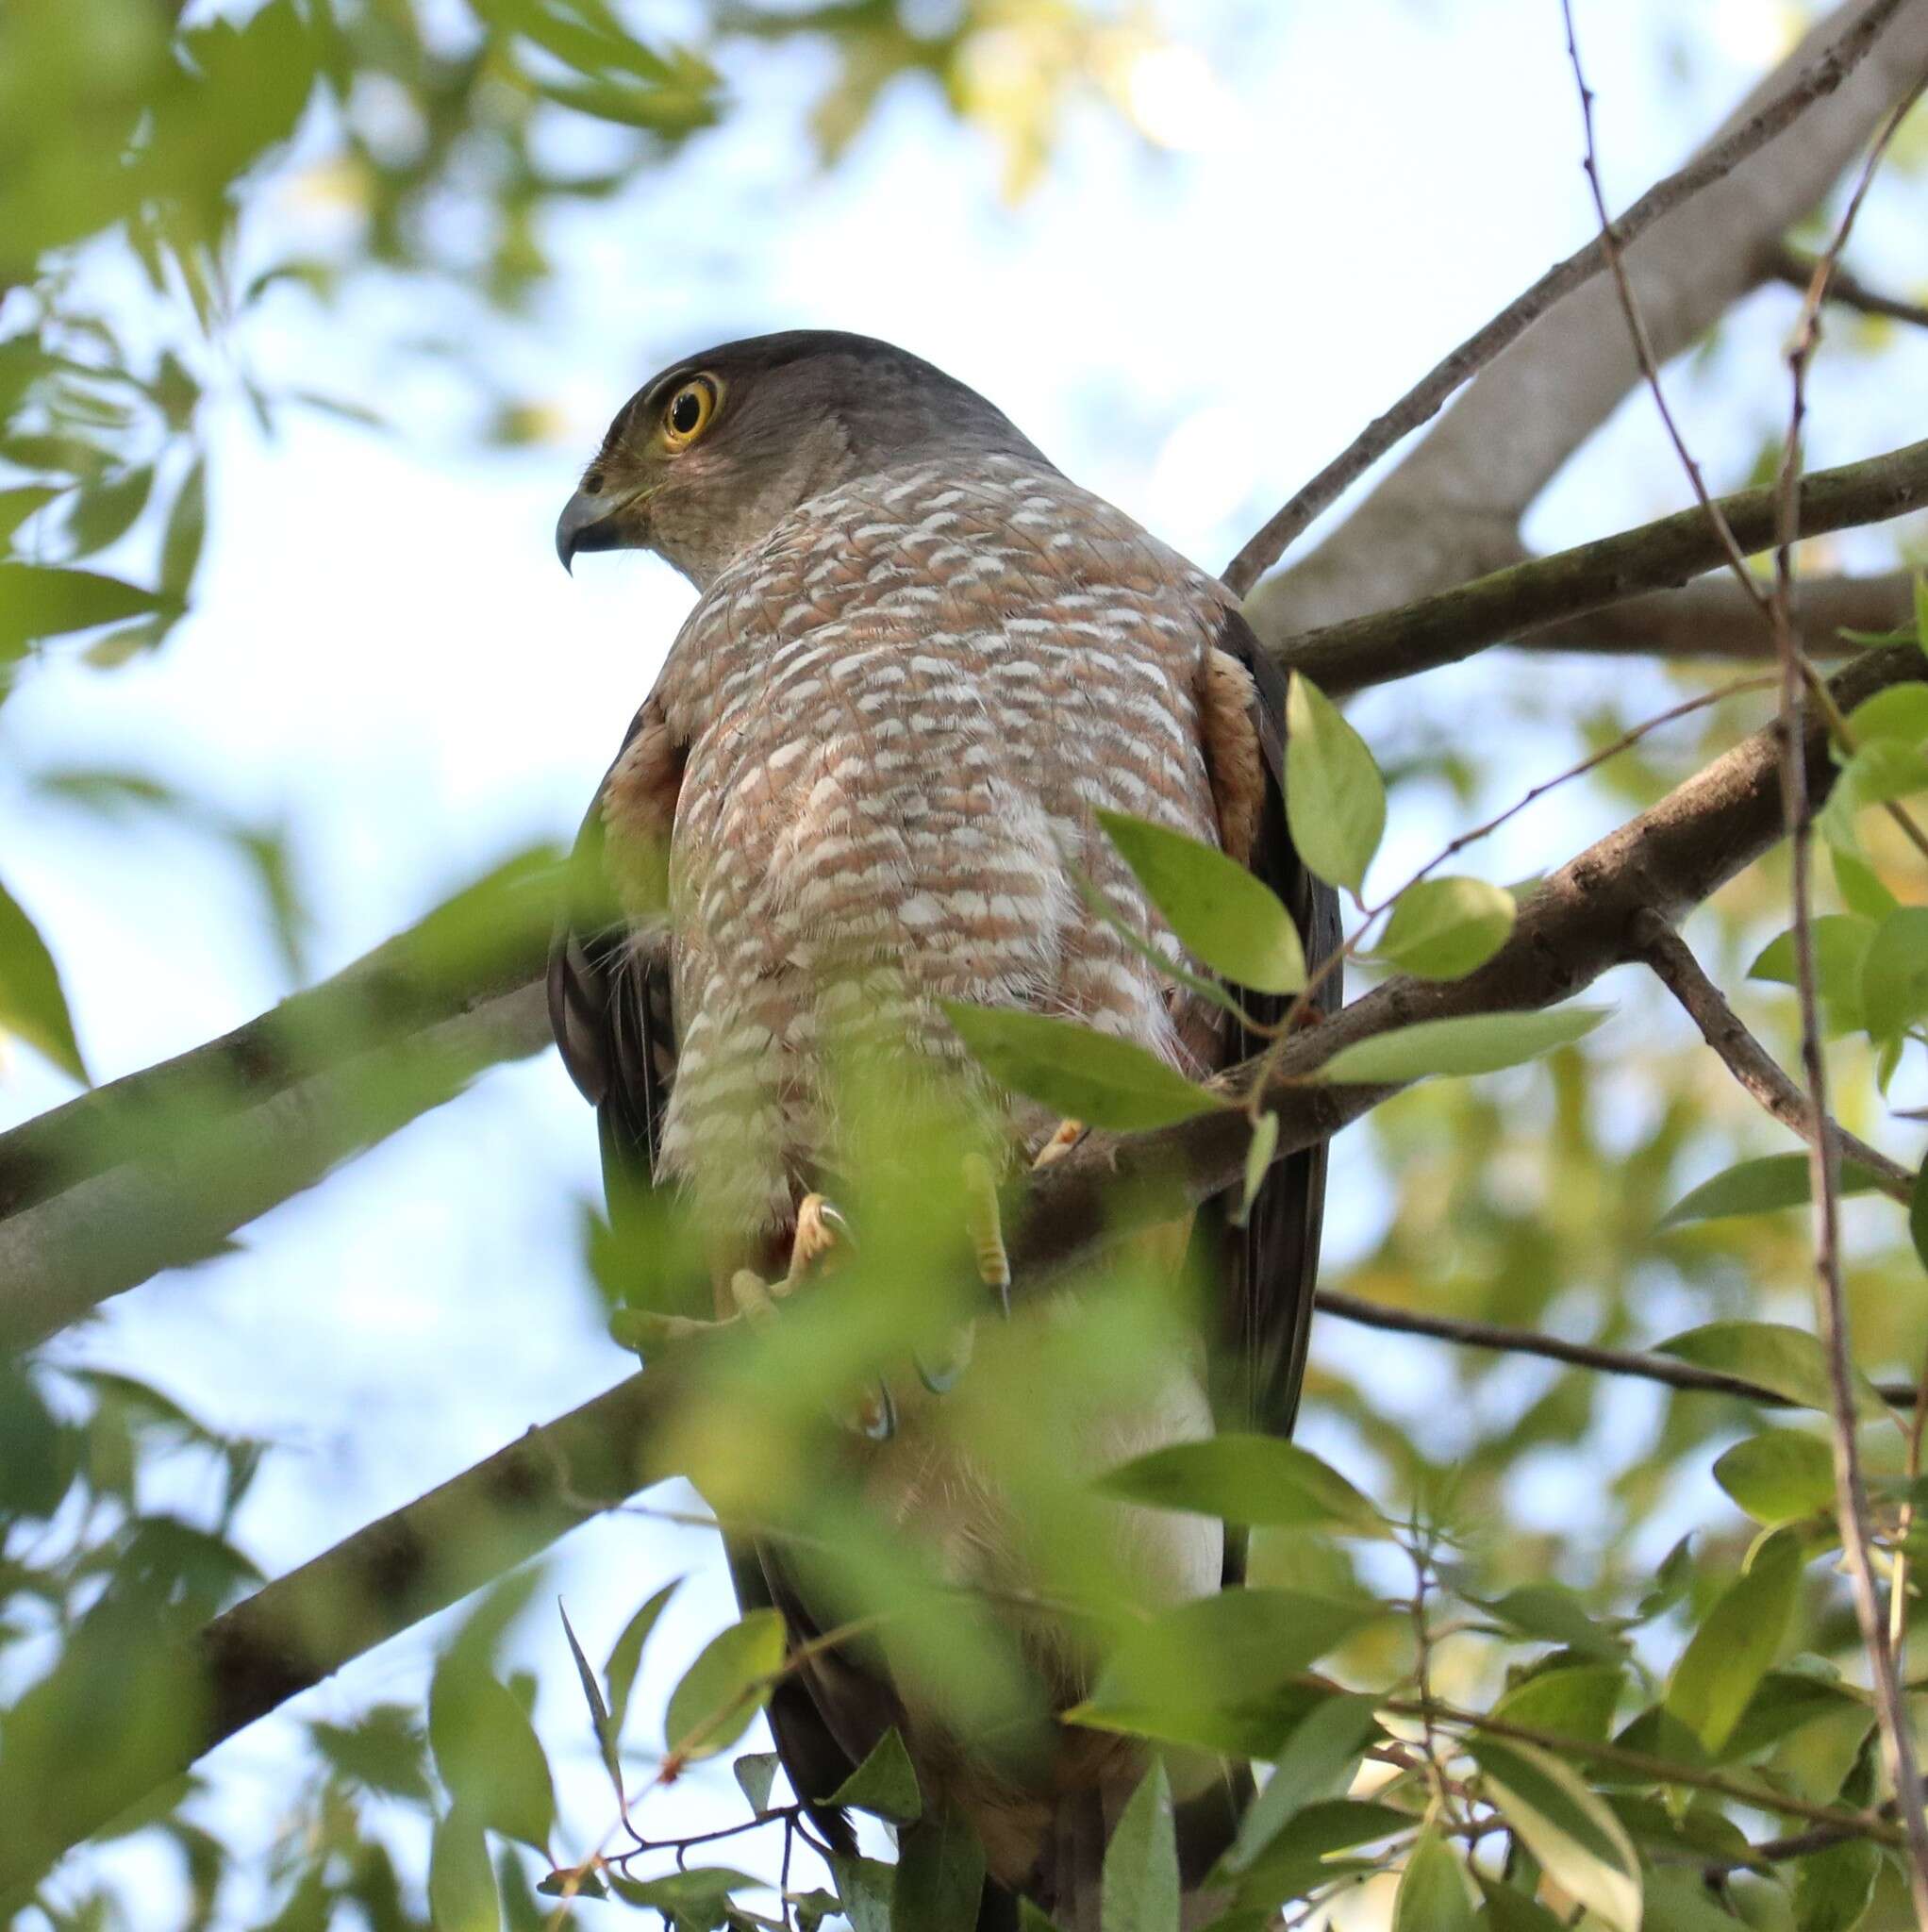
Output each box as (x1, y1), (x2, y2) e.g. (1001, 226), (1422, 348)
(1212, 610), (1343, 1442)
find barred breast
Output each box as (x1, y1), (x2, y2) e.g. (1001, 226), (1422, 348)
(650, 453), (1232, 1239)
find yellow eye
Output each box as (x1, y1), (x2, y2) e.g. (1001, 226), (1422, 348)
(660, 376), (718, 449)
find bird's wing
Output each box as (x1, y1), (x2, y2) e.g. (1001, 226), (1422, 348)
(1199, 610), (1343, 1442)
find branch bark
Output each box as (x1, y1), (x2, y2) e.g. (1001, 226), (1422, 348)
(1768, 241), (1928, 330)
(1242, 0), (1928, 646)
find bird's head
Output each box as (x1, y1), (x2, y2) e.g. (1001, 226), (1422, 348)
(555, 330), (1041, 589)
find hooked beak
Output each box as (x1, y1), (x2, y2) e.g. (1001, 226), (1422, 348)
(555, 483), (649, 575)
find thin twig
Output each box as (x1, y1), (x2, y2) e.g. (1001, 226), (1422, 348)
(1219, 0), (1910, 596)
(1768, 242), (1928, 331)
(1768, 74), (1928, 1918)
(1630, 909), (1914, 1204)
(1313, 1289), (1919, 1407)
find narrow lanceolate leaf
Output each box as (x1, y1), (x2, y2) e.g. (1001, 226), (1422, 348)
(1221, 1691), (1383, 1876)
(0, 486), (62, 546)
(428, 1806), (499, 1932)
(1102, 1762), (1179, 1932)
(1391, 1828), (1474, 1932)
(1096, 1434), (1386, 1537)
(1712, 1430), (1836, 1526)
(1654, 1321), (1887, 1419)
(1371, 877), (1515, 981)
(827, 1725), (922, 1824)
(893, 1802), (985, 1932)
(1285, 673), (1385, 894)
(428, 1662), (557, 1854)
(1314, 1006), (1608, 1084)
(0, 876), (88, 1082)
(1664, 1525), (1804, 1755)
(557, 1600), (622, 1803)
(941, 1001), (1226, 1131)
(606, 1578), (678, 1740)
(1471, 1583), (1625, 1662)
(663, 1609), (787, 1762)
(1237, 1111), (1279, 1228)
(0, 562), (172, 658)
(1469, 1738), (1639, 1932)
(1658, 1153), (1891, 1228)
(1097, 809), (1305, 992)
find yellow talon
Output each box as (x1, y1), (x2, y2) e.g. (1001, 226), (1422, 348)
(1031, 1118), (1087, 1171)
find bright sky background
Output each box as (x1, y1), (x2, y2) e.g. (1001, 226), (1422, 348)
(6, 0), (1926, 1922)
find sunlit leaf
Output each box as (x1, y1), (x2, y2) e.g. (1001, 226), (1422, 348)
(1861, 907), (1928, 1041)
(827, 1726), (922, 1824)
(0, 486), (62, 546)
(1102, 1761), (1177, 1932)
(1285, 673), (1384, 894)
(663, 1609), (786, 1762)
(941, 1001), (1226, 1130)
(1220, 1691), (1382, 1876)
(1097, 809), (1305, 992)
(1750, 914), (1876, 1032)
(428, 1806), (499, 1932)
(1844, 682), (1928, 746)
(1713, 1430), (1835, 1525)
(428, 1662), (556, 1854)
(1654, 1321), (1887, 1418)
(1832, 849), (1897, 921)
(1095, 1434), (1386, 1536)
(1469, 1737), (1639, 1932)
(0, 562), (172, 658)
(1664, 1525), (1804, 1754)
(0, 874), (87, 1081)
(1819, 741), (1928, 852)
(1314, 1006), (1608, 1083)
(1392, 1828), (1473, 1932)
(1371, 876), (1515, 980)
(1489, 1664), (1623, 1742)
(1658, 1154), (1891, 1228)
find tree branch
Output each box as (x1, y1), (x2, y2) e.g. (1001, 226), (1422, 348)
(1243, 0), (1928, 645)
(1273, 438), (1928, 695)
(1518, 569), (1914, 660)
(9, 643), (1925, 1895)
(1768, 241), (1928, 330)
(1631, 909), (1914, 1203)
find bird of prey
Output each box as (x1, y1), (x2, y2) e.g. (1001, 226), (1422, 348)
(549, 331), (1338, 1930)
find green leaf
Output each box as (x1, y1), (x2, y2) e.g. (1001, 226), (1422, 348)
(557, 1600), (621, 1805)
(1237, 1111), (1279, 1228)
(1861, 907), (1928, 1041)
(1469, 1737), (1639, 1932)
(1659, 1153), (1891, 1228)
(1285, 673), (1385, 893)
(1845, 683), (1928, 747)
(606, 1578), (678, 1740)
(159, 456), (207, 597)
(664, 1609), (787, 1762)
(1371, 877), (1515, 980)
(1392, 1828), (1473, 1932)
(1819, 741), (1928, 852)
(607, 1867), (759, 1925)
(1221, 1691), (1383, 1876)
(1489, 1665), (1624, 1742)
(1018, 1906), (1065, 1932)
(1315, 1006), (1608, 1084)
(1832, 849), (1897, 922)
(0, 561), (171, 658)
(732, 1750), (779, 1814)
(1911, 1160), (1928, 1274)
(1473, 1872), (1569, 1932)
(1654, 1321), (1887, 1418)
(1792, 1835), (1879, 1932)
(307, 1706), (432, 1805)
(1473, 1584), (1626, 1662)
(1644, 1867), (1764, 1932)
(65, 466), (153, 558)
(428, 1806), (500, 1932)
(1664, 1525), (1804, 1754)
(1097, 810), (1305, 992)
(428, 1662), (557, 1854)
(894, 1801), (985, 1932)
(827, 1855), (896, 1932)
(0, 486), (61, 547)
(1226, 1800), (1415, 1912)
(0, 874), (88, 1081)
(1917, 573), (1928, 655)
(1103, 1761), (1178, 1932)
(1071, 1590), (1383, 1757)
(1096, 1434), (1386, 1536)
(941, 1001), (1226, 1131)
(826, 1726), (922, 1824)
(1713, 1430), (1835, 1525)
(1752, 913), (1877, 1032)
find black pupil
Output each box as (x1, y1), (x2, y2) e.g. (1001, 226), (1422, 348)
(670, 389), (703, 434)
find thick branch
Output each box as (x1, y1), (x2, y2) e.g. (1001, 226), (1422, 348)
(1244, 0), (1928, 645)
(1519, 569), (1914, 660)
(1273, 439), (1928, 696)
(1631, 909), (1914, 1203)
(10, 647), (1924, 1892)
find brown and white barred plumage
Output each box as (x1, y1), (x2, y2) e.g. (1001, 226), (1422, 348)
(548, 332), (1338, 1931)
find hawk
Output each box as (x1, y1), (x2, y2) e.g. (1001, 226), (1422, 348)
(549, 331), (1338, 1930)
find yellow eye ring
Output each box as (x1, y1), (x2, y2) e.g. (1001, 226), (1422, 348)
(660, 375), (719, 450)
